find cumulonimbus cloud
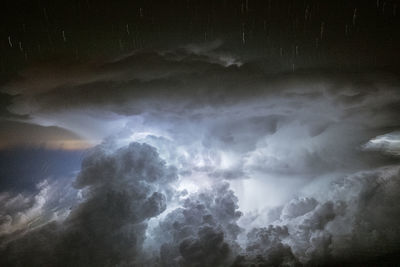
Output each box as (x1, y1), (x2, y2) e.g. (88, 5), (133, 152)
(0, 43), (400, 266)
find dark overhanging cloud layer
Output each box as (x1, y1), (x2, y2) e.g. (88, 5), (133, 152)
(0, 14), (400, 266)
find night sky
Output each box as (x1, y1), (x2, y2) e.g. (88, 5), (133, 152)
(1, 0), (400, 73)
(1, 1), (400, 266)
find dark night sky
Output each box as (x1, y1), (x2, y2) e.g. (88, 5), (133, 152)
(0, 1), (400, 267)
(1, 0), (400, 74)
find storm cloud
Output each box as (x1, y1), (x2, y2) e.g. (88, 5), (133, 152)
(0, 142), (177, 266)
(0, 42), (399, 266)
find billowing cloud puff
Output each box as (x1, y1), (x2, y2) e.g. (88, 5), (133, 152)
(0, 142), (177, 266)
(148, 182), (242, 267)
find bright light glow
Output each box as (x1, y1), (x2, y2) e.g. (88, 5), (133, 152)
(130, 131), (160, 141)
(177, 175), (212, 194)
(177, 179), (200, 194)
(364, 132), (400, 156)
